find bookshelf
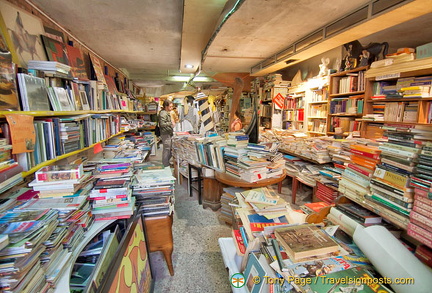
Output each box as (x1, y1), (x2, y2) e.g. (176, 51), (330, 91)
(286, 86), (306, 131)
(260, 85), (288, 129)
(361, 57), (432, 139)
(326, 66), (367, 137)
(307, 82), (329, 136)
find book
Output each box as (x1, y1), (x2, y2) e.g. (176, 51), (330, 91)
(336, 203), (382, 224)
(274, 224), (340, 262)
(242, 187), (279, 205)
(17, 73), (51, 111)
(35, 163), (84, 182)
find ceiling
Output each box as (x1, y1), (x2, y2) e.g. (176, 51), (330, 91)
(28, 0), (432, 97)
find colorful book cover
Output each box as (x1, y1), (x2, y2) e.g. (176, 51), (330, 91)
(285, 256), (355, 278)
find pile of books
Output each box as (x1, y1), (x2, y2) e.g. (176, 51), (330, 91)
(93, 162), (133, 179)
(28, 164), (92, 198)
(338, 144), (381, 203)
(27, 60), (71, 76)
(89, 177), (135, 221)
(132, 166), (176, 217)
(0, 208), (59, 292)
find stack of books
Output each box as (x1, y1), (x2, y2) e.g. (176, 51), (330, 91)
(89, 177), (135, 221)
(0, 208), (59, 292)
(93, 162), (133, 179)
(338, 144), (381, 203)
(132, 167), (176, 217)
(27, 60), (71, 76)
(29, 164), (91, 198)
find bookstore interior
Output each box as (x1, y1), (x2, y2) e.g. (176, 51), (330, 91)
(1, 0), (432, 292)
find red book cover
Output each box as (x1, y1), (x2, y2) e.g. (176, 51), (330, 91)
(304, 201), (331, 213)
(347, 163), (373, 177)
(232, 229), (246, 255)
(415, 245), (432, 266)
(350, 148), (381, 160)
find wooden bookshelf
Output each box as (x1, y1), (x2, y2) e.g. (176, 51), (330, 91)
(326, 67), (367, 137)
(361, 57), (432, 138)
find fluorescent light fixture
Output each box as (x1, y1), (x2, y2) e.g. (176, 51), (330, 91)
(170, 76), (213, 82)
(184, 64), (194, 69)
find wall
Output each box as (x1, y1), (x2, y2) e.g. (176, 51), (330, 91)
(3, 0), (138, 93)
(279, 47), (343, 82)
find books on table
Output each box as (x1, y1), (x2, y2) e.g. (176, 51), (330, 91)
(274, 224), (340, 262)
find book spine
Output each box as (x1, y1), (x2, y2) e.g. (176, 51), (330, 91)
(414, 196), (432, 211)
(347, 163), (372, 177)
(370, 191), (412, 208)
(373, 166), (409, 189)
(379, 145), (418, 158)
(408, 227), (432, 248)
(383, 142), (421, 154)
(89, 194), (128, 200)
(415, 245), (432, 266)
(350, 148), (380, 159)
(335, 206), (370, 224)
(368, 194), (411, 216)
(370, 184), (412, 202)
(239, 226), (249, 248)
(232, 229), (246, 255)
(410, 211), (432, 230)
(350, 155), (377, 170)
(380, 157), (415, 172)
(343, 168), (371, 186)
(379, 162), (412, 176)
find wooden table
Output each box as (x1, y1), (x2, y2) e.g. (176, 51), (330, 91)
(288, 174), (317, 204)
(144, 214), (174, 276)
(215, 170), (286, 193)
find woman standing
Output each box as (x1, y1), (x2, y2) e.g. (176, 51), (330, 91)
(159, 100), (174, 167)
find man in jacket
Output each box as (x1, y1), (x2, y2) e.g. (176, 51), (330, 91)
(159, 100), (174, 167)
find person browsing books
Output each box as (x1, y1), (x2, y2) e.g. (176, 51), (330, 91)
(159, 100), (174, 167)
(230, 110), (243, 131)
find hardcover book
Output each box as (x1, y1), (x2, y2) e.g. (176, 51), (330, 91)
(35, 163), (84, 182)
(274, 224), (340, 262)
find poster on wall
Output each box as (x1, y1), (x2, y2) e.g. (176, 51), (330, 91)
(5, 114), (35, 154)
(41, 35), (70, 65)
(0, 13), (19, 111)
(90, 53), (107, 86)
(0, 0), (47, 67)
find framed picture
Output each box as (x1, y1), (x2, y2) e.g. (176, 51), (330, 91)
(79, 90), (90, 111)
(66, 44), (88, 80)
(89, 53), (107, 86)
(0, 0), (47, 67)
(0, 16), (19, 111)
(41, 35), (70, 65)
(43, 26), (64, 43)
(16, 73), (50, 111)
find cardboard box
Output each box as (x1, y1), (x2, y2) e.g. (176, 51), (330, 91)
(416, 42), (432, 59)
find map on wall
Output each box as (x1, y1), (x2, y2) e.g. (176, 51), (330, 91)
(0, 0), (47, 67)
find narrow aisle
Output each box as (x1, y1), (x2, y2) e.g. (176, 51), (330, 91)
(148, 150), (232, 292)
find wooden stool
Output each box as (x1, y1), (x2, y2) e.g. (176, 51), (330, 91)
(144, 214), (174, 276)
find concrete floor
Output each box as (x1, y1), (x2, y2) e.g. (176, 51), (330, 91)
(148, 150), (312, 292)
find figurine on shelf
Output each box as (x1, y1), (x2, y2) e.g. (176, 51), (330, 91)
(359, 50), (370, 67)
(317, 57), (330, 77)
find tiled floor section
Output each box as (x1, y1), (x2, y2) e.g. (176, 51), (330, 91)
(148, 151), (312, 292)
